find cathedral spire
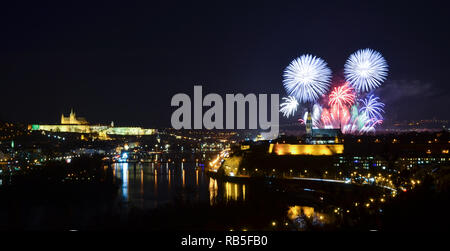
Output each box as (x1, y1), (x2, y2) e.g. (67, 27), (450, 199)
(306, 111), (313, 136)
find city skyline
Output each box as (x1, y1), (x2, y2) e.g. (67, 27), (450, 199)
(1, 0), (450, 236)
(1, 1), (450, 127)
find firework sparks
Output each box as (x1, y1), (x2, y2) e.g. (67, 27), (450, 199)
(344, 48), (388, 92)
(328, 83), (356, 110)
(359, 94), (385, 120)
(280, 96), (299, 118)
(282, 49), (388, 134)
(311, 104), (322, 128)
(283, 54), (332, 103)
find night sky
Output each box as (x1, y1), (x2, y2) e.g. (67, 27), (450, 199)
(1, 1), (449, 127)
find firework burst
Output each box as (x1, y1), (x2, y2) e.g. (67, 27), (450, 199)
(282, 49), (388, 135)
(344, 48), (388, 92)
(328, 83), (356, 110)
(280, 96), (299, 118)
(283, 54), (332, 103)
(359, 94), (385, 120)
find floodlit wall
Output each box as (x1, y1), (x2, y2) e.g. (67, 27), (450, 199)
(30, 124), (156, 136)
(268, 143), (344, 156)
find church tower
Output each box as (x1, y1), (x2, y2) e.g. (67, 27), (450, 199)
(60, 109), (88, 125)
(306, 112), (313, 136)
(69, 109), (75, 123)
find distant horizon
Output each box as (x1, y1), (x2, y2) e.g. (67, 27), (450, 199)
(3, 110), (448, 132)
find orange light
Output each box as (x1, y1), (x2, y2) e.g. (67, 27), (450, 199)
(268, 143), (343, 156)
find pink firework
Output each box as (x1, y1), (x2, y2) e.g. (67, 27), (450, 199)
(320, 108), (332, 128)
(328, 83), (356, 110)
(324, 104), (351, 129)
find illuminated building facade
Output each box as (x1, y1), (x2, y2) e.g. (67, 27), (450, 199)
(306, 112), (313, 135)
(334, 156), (388, 170)
(395, 156), (450, 170)
(61, 109), (88, 125)
(29, 110), (156, 137)
(305, 110), (342, 144)
(267, 114), (344, 156)
(268, 143), (344, 156)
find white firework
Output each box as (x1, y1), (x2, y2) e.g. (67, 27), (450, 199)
(344, 48), (388, 92)
(283, 54), (332, 103)
(280, 96), (299, 118)
(311, 103), (322, 128)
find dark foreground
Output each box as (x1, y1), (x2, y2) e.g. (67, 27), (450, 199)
(1, 157), (450, 231)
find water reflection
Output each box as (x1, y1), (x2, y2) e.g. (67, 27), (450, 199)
(288, 206), (326, 221)
(112, 162), (249, 210)
(209, 178), (218, 205)
(140, 168), (143, 195)
(117, 163), (128, 201)
(287, 205), (329, 229)
(109, 162), (380, 230)
(182, 168), (185, 188)
(154, 166), (158, 196)
(224, 182), (246, 202)
(168, 169), (171, 188)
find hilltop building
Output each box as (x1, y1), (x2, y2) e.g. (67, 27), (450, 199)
(29, 110), (156, 138)
(61, 109), (88, 125)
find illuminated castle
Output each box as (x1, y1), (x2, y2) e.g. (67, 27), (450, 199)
(61, 109), (88, 125)
(29, 110), (156, 137)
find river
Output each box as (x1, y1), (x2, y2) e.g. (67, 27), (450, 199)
(110, 162), (385, 230)
(112, 162), (247, 209)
